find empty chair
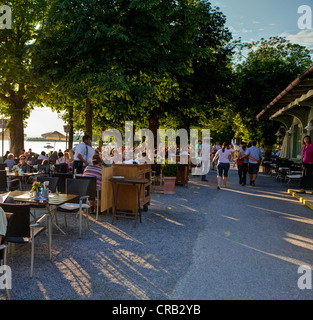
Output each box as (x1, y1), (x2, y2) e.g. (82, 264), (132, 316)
(57, 163), (69, 173)
(37, 164), (50, 176)
(0, 170), (21, 192)
(53, 172), (73, 193)
(56, 179), (90, 238)
(75, 175), (101, 220)
(36, 177), (59, 193)
(0, 203), (48, 278)
(54, 164), (68, 173)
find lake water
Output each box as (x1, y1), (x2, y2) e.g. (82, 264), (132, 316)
(1, 140), (70, 155)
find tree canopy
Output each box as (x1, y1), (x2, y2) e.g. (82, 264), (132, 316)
(0, 0), (49, 155)
(33, 0), (234, 144)
(232, 36), (313, 145)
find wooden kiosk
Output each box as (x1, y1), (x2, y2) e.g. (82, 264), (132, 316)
(101, 164), (151, 215)
(175, 155), (191, 186)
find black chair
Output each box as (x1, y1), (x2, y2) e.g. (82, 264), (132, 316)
(75, 175), (101, 220)
(38, 165), (50, 176)
(56, 179), (90, 238)
(0, 164), (6, 170)
(36, 177), (59, 193)
(0, 203), (48, 278)
(54, 163), (68, 173)
(53, 172), (73, 193)
(0, 171), (20, 192)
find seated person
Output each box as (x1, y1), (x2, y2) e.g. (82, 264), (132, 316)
(56, 152), (70, 171)
(4, 153), (15, 171)
(83, 154), (103, 213)
(25, 152), (36, 165)
(49, 151), (58, 162)
(37, 151), (47, 161)
(17, 154), (31, 173)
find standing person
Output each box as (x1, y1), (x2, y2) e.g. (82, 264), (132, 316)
(212, 141), (221, 171)
(196, 139), (202, 169)
(87, 144), (95, 165)
(299, 136), (313, 194)
(73, 135), (91, 174)
(242, 141), (263, 186)
(200, 137), (213, 181)
(212, 142), (232, 189)
(234, 144), (248, 186)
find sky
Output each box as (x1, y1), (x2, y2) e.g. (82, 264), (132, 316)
(25, 0), (313, 137)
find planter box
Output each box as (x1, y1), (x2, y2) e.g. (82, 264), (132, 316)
(163, 177), (176, 194)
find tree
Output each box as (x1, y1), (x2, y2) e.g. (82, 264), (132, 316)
(233, 36), (313, 145)
(34, 0), (234, 144)
(0, 0), (49, 156)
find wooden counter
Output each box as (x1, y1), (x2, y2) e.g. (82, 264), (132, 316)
(100, 164), (151, 214)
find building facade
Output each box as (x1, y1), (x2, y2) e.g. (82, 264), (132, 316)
(257, 65), (313, 162)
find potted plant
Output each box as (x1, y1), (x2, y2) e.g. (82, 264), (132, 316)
(162, 162), (178, 194)
(31, 181), (42, 199)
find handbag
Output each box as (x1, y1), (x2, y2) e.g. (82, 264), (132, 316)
(237, 158), (244, 166)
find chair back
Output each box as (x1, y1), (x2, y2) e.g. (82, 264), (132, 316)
(38, 164), (50, 174)
(0, 164), (6, 170)
(54, 163), (68, 173)
(53, 172), (73, 193)
(66, 179), (90, 203)
(0, 204), (30, 240)
(75, 176), (96, 200)
(36, 177), (59, 193)
(0, 170), (8, 192)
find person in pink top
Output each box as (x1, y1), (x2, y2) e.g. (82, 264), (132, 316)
(299, 135), (313, 194)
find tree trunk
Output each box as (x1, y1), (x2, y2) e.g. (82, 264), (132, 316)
(148, 103), (165, 149)
(85, 98), (93, 141)
(68, 105), (74, 150)
(9, 100), (26, 157)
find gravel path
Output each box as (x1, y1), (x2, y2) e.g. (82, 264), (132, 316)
(0, 175), (213, 300)
(2, 168), (313, 300)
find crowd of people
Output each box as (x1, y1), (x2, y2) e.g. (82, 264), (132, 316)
(2, 133), (313, 193)
(198, 139), (263, 189)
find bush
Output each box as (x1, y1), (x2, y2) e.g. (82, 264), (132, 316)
(162, 162), (179, 177)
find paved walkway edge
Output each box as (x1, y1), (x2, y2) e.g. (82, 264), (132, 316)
(288, 189), (313, 211)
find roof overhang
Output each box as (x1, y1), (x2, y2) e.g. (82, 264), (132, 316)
(257, 64), (313, 120)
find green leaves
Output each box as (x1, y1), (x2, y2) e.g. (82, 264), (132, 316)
(233, 36), (313, 144)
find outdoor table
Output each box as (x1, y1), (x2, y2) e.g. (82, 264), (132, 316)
(8, 190), (79, 259)
(109, 177), (150, 227)
(7, 172), (40, 190)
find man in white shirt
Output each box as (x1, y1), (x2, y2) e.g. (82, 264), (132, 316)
(73, 135), (92, 174)
(242, 140), (263, 186)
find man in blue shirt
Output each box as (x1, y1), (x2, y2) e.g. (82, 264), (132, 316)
(242, 141), (263, 186)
